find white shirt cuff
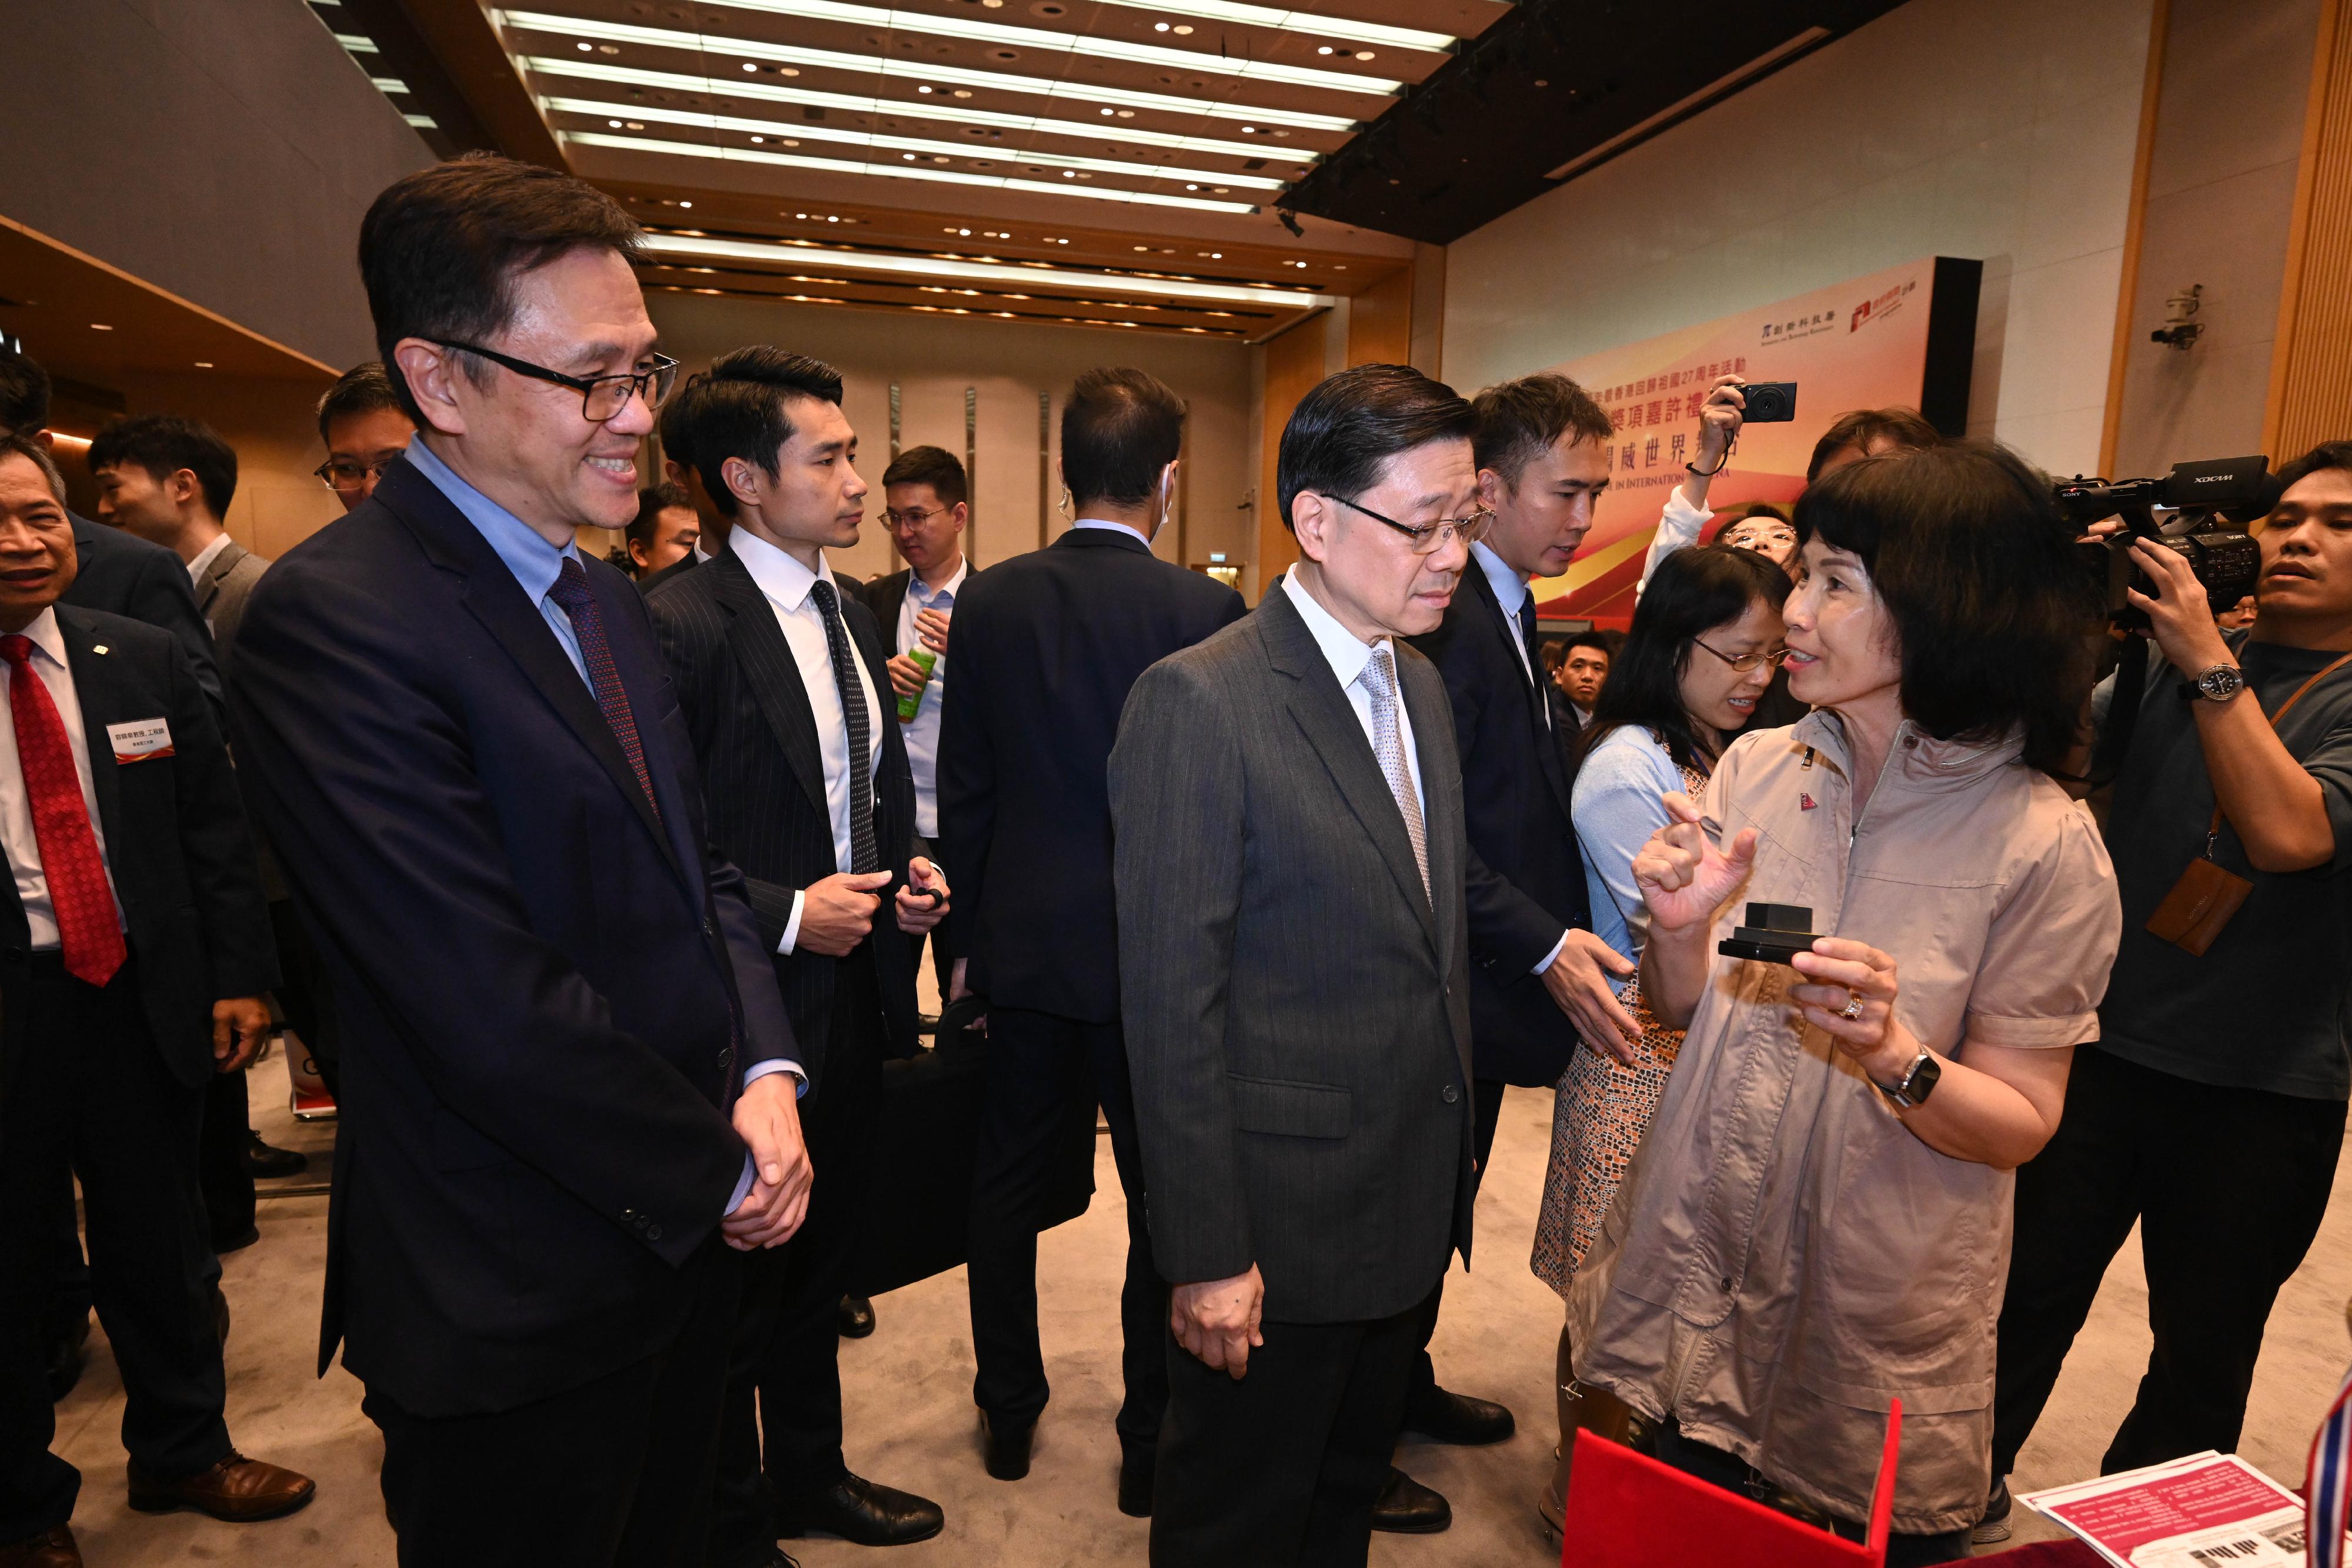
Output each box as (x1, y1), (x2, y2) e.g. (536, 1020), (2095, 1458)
(743, 1058), (806, 1096)
(1532, 928), (1570, 977)
(777, 890), (804, 954)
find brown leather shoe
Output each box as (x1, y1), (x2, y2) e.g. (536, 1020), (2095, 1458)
(0, 1525), (82, 1567)
(126, 1450), (316, 1522)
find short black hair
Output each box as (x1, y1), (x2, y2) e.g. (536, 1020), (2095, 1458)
(87, 415), (239, 519)
(882, 444), (968, 507)
(1277, 363), (1475, 532)
(316, 362), (407, 446)
(1471, 372), (1613, 486)
(657, 367), (713, 472)
(1796, 439), (2099, 775)
(0, 347), (52, 436)
(686, 347), (845, 517)
(1585, 545), (1791, 774)
(1062, 367), (1185, 507)
(0, 430), (67, 503)
(2274, 440), (2352, 494)
(1805, 406), (1941, 483)
(358, 152), (642, 426)
(1561, 629), (1612, 660)
(627, 481), (692, 549)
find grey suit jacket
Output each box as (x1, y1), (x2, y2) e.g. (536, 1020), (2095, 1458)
(195, 538), (270, 659)
(1110, 585), (1475, 1325)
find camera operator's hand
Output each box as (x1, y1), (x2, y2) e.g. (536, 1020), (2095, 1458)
(2126, 536), (2234, 677)
(1678, 377), (1747, 514)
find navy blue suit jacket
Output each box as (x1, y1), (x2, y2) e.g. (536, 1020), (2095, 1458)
(226, 457), (794, 1417)
(1407, 560), (1591, 1086)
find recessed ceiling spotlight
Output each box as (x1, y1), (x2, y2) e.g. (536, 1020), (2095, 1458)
(1116, 109), (1134, 117)
(796, 210), (808, 217)
(91, 323), (112, 330)
(750, 133), (763, 141)
(1153, 19), (1168, 29)
(953, 88), (972, 97)
(1240, 125), (1255, 133)
(1210, 251), (1222, 258)
(194, 360), (213, 368)
(1063, 169), (1076, 177)
(577, 41), (593, 51)
(742, 61), (757, 71)
(958, 227), (971, 235)
(679, 199), (692, 207)
(904, 152), (918, 159)
(1355, 50), (1374, 59)
(827, 214), (839, 221)
(780, 66), (799, 75)
(610, 118), (624, 126)
(1100, 106), (1114, 116)
(918, 83), (932, 92)
(1172, 24), (1192, 34)
(1184, 183), (1197, 189)
(1316, 45), (1331, 54)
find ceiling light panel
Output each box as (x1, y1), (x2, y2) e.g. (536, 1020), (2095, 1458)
(1087, 0), (1454, 54)
(499, 12), (1361, 130)
(635, 228), (1335, 306)
(676, 0), (1402, 93)
(543, 94), (1288, 187)
(566, 128), (1261, 212)
(525, 58), (1318, 162)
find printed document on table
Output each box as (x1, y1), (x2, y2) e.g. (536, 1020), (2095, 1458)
(2017, 1450), (2313, 1567)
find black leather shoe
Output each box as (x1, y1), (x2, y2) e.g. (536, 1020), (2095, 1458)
(243, 1134), (307, 1179)
(44, 1313), (89, 1402)
(980, 1412), (1034, 1481)
(1117, 1448), (1153, 1519)
(1402, 1385), (1515, 1446)
(774, 1474), (944, 1547)
(1370, 1467), (1451, 1534)
(837, 1295), (876, 1339)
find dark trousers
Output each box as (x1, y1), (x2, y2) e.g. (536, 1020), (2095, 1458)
(966, 1006), (1167, 1457)
(1993, 1047), (2346, 1479)
(0, 956), (232, 1542)
(906, 835), (953, 1004)
(1404, 1075), (1505, 1411)
(368, 1239), (739, 1568)
(39, 1160), (89, 1345)
(197, 1068), (255, 1247)
(1648, 1420), (1970, 1566)
(1152, 1287), (1434, 1568)
(707, 948), (884, 1567)
(269, 897), (340, 1101)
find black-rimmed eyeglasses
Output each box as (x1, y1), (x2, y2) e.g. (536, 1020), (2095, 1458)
(1323, 492), (1494, 556)
(1692, 637), (1791, 674)
(431, 340), (679, 423)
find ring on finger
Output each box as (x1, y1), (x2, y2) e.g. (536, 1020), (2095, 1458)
(1839, 994), (1866, 1021)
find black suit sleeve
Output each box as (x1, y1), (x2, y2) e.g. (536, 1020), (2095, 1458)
(131, 544), (226, 722)
(935, 590), (993, 962)
(163, 635), (279, 998)
(1416, 614), (1568, 978)
(230, 568), (744, 1265)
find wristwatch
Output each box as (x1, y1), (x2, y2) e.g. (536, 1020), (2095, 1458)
(2186, 663), (2246, 703)
(1875, 1049), (1942, 1109)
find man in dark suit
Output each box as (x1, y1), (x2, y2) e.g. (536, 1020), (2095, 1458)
(0, 434), (313, 1568)
(1388, 373), (1642, 1516)
(226, 156), (810, 1567)
(1109, 364), (1482, 1567)
(938, 367), (1244, 1512)
(646, 348), (947, 1560)
(0, 347), (234, 1404)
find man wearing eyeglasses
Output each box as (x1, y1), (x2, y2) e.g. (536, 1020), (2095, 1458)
(313, 362), (415, 514)
(1110, 362), (1483, 1567)
(226, 156), (806, 1567)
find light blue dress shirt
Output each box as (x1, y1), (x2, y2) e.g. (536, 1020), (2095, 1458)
(405, 438), (799, 1218)
(893, 558), (965, 841)
(1571, 724), (1691, 966)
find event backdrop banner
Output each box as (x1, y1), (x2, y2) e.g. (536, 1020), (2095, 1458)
(1537, 255), (1982, 627)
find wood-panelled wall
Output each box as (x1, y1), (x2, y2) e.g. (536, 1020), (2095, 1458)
(2268, 0), (2352, 457)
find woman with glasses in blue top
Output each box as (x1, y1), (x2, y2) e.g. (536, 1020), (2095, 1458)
(1530, 543), (1792, 1535)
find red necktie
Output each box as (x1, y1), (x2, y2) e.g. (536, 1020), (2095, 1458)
(1, 634), (126, 986)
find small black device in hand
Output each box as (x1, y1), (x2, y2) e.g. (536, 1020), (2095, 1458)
(1740, 382), (1798, 422)
(1718, 902), (1819, 965)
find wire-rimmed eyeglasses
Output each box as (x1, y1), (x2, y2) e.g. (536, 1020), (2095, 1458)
(1324, 492), (1494, 555)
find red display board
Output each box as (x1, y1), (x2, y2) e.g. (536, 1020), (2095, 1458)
(1536, 257), (1980, 628)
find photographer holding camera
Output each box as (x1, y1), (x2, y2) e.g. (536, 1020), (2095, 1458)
(1982, 441), (2352, 1541)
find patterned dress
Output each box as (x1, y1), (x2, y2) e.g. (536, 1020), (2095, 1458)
(1532, 760), (1708, 1297)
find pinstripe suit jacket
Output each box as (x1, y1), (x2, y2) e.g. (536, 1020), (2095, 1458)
(647, 547), (921, 1093)
(1108, 585), (1476, 1325)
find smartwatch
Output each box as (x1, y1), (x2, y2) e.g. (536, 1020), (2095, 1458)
(1876, 1049), (1942, 1109)
(2186, 663), (2246, 703)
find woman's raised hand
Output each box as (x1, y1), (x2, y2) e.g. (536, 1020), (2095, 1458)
(1632, 791), (1758, 935)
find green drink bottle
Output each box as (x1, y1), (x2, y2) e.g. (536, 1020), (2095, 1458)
(897, 647), (937, 721)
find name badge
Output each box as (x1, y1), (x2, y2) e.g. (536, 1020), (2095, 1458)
(106, 718), (175, 764)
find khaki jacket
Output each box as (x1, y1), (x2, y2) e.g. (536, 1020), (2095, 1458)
(1566, 710), (2120, 1533)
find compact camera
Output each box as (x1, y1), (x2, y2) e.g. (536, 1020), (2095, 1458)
(2054, 456), (2274, 626)
(1740, 382), (1799, 423)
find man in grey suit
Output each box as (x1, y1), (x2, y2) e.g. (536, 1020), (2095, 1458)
(1110, 363), (1486, 1567)
(86, 417), (269, 662)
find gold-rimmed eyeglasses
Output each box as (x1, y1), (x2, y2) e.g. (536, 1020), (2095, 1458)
(313, 455), (400, 494)
(1325, 492), (1495, 555)
(1691, 637), (1792, 674)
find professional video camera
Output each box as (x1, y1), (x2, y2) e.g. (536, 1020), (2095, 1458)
(2054, 456), (2274, 625)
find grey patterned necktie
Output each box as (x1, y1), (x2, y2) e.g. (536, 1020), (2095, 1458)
(1363, 646), (1429, 904)
(808, 579), (879, 875)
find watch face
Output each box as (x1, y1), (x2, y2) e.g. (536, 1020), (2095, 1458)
(1905, 1052), (1943, 1104)
(2200, 666), (2245, 700)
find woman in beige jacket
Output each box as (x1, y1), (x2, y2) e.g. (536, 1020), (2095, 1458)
(1566, 441), (2123, 1565)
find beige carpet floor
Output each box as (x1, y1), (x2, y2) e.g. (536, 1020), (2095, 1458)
(48, 1046), (2352, 1566)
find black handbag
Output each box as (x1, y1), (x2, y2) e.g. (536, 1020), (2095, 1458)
(849, 996), (1096, 1298)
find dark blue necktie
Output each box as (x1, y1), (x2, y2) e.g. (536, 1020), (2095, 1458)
(809, 579), (878, 874)
(547, 557), (662, 823)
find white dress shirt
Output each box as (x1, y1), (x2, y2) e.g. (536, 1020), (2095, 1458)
(730, 528), (887, 955)
(1071, 517), (1154, 550)
(0, 608), (123, 949)
(185, 531), (232, 586)
(894, 556), (966, 841)
(1278, 571), (1424, 814)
